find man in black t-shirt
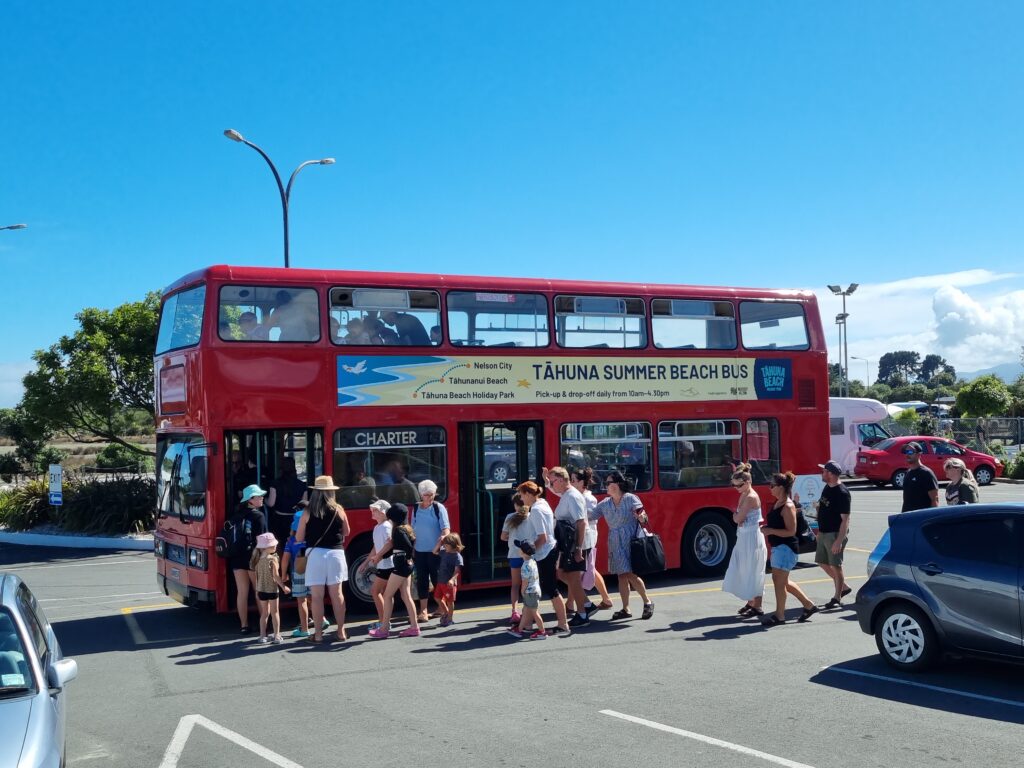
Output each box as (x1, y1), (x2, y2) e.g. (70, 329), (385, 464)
(815, 460), (852, 608)
(901, 442), (939, 513)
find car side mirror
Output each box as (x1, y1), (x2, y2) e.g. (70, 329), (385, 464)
(46, 658), (78, 693)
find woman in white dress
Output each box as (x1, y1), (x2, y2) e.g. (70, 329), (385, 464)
(722, 463), (766, 617)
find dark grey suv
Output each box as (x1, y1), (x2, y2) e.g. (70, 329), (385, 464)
(856, 503), (1024, 671)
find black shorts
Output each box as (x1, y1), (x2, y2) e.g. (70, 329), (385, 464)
(537, 549), (562, 600)
(374, 567), (395, 582)
(257, 591), (279, 601)
(559, 548), (589, 573)
(393, 558), (414, 579)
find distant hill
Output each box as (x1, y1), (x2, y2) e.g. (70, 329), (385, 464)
(958, 362), (1023, 383)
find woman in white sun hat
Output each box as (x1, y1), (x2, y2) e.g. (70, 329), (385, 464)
(296, 476), (351, 642)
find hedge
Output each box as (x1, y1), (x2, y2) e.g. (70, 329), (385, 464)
(0, 475), (155, 535)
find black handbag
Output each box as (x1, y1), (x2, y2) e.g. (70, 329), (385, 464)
(795, 507), (816, 551)
(629, 520), (665, 575)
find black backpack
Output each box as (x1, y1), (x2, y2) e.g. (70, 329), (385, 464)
(215, 514), (252, 558)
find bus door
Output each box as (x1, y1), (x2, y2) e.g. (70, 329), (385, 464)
(223, 428), (324, 541)
(457, 421), (542, 583)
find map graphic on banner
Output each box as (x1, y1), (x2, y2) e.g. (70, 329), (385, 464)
(336, 355), (792, 407)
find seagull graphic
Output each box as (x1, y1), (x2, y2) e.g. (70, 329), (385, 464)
(342, 360), (368, 375)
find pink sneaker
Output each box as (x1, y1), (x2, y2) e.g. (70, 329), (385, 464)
(398, 627), (421, 638)
(368, 628), (390, 639)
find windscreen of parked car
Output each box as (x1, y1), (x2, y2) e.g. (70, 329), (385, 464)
(0, 609), (35, 696)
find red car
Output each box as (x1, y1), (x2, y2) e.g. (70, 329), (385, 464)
(856, 436), (1004, 488)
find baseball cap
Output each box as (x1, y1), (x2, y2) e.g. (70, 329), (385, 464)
(818, 460), (843, 475)
(514, 539), (536, 556)
(904, 441), (924, 454)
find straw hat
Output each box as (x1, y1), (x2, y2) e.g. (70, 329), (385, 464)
(309, 475), (340, 491)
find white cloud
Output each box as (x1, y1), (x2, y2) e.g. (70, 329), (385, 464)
(0, 362), (32, 408)
(812, 270), (1024, 379)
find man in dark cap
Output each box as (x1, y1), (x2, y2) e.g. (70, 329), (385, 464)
(901, 442), (939, 513)
(816, 460), (852, 608)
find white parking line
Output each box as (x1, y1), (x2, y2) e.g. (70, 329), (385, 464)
(12, 558), (151, 570)
(600, 710), (817, 768)
(822, 666), (1024, 709)
(159, 714), (304, 768)
(39, 591), (161, 602)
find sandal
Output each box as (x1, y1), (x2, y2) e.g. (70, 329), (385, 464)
(823, 597), (842, 610)
(611, 609), (632, 621)
(841, 586), (852, 598)
(738, 604), (754, 616)
(748, 607), (764, 617)
(305, 635), (324, 643)
(641, 602), (654, 620)
(797, 605), (820, 623)
(597, 601), (614, 610)
(761, 614), (785, 627)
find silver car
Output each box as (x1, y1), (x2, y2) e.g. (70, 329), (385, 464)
(0, 573), (78, 767)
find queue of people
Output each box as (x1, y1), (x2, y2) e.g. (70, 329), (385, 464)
(224, 448), (981, 644)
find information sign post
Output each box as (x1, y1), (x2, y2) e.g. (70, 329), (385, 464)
(48, 463), (63, 506)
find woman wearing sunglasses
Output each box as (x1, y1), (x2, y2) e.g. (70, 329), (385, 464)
(760, 471), (817, 627)
(943, 458), (980, 505)
(592, 471), (655, 620)
(722, 463), (766, 617)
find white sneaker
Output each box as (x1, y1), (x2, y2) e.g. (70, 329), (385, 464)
(257, 636), (271, 645)
(272, 635), (284, 645)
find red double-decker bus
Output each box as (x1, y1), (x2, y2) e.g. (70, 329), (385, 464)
(153, 265), (828, 612)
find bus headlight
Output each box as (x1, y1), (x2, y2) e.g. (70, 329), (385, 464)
(154, 539), (165, 557)
(188, 547), (207, 570)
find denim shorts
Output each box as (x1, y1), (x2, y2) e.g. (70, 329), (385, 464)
(769, 544), (798, 571)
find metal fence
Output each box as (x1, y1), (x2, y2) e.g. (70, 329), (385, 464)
(883, 416), (1024, 456)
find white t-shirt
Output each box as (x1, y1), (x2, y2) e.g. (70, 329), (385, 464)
(502, 512), (528, 559)
(582, 490), (599, 550)
(521, 558), (540, 595)
(372, 520), (394, 569)
(524, 498), (555, 560)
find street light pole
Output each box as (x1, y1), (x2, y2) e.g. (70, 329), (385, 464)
(0, 223), (27, 231)
(851, 355), (870, 386)
(827, 283), (859, 398)
(835, 313), (848, 396)
(223, 130), (334, 268)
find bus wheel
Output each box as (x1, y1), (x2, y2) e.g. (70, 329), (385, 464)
(343, 545), (376, 612)
(681, 511), (734, 576)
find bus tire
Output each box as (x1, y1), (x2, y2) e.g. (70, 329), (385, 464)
(681, 510), (735, 576)
(342, 536), (376, 612)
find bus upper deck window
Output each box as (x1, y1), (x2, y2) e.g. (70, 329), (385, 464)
(157, 285), (206, 354)
(446, 291), (549, 347)
(739, 301), (809, 350)
(330, 287), (441, 346)
(652, 299), (736, 350)
(554, 295), (647, 349)
(218, 286), (320, 343)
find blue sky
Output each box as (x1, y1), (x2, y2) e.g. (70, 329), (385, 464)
(2, 2), (1023, 406)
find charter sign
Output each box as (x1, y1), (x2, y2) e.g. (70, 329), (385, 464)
(336, 355), (792, 407)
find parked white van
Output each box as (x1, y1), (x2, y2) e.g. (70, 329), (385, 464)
(829, 397), (891, 475)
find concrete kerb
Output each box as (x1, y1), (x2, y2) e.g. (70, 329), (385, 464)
(0, 529), (153, 551)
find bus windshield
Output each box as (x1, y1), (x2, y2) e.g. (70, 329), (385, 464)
(157, 436), (208, 522)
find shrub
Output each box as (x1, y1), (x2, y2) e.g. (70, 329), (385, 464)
(34, 446), (68, 474)
(0, 479), (54, 530)
(56, 476), (155, 534)
(0, 453), (21, 482)
(1006, 454), (1024, 481)
(95, 443), (146, 471)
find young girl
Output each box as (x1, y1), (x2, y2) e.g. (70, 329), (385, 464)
(249, 532), (291, 644)
(362, 499), (393, 632)
(435, 533), (464, 627)
(279, 509), (312, 637)
(368, 504), (421, 639)
(507, 540), (545, 639)
(500, 493), (530, 626)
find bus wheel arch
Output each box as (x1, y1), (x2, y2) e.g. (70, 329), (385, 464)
(342, 533), (376, 611)
(680, 508), (736, 576)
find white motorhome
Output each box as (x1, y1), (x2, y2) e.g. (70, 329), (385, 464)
(829, 397), (892, 475)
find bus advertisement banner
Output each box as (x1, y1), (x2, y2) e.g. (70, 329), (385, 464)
(336, 355), (792, 407)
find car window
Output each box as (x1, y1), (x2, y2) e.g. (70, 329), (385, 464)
(873, 438), (896, 451)
(933, 441), (962, 456)
(15, 585), (47, 664)
(0, 608), (35, 694)
(923, 516), (1017, 568)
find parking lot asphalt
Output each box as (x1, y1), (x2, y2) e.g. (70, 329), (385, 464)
(3, 483), (1024, 768)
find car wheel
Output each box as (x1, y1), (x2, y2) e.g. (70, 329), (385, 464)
(490, 462), (511, 483)
(974, 465), (994, 486)
(891, 469), (907, 489)
(874, 602), (938, 672)
(681, 510), (735, 576)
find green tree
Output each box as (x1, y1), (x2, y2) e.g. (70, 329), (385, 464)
(0, 406), (53, 469)
(20, 292), (159, 456)
(866, 383), (892, 402)
(955, 374), (1012, 417)
(828, 363), (843, 396)
(878, 350), (921, 387)
(919, 354), (955, 384)
(847, 380), (867, 398)
(889, 383), (929, 403)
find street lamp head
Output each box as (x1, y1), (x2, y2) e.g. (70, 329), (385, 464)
(835, 312), (849, 321)
(827, 285), (842, 294)
(846, 283), (859, 294)
(1, 223), (27, 231)
(318, 158), (336, 165)
(224, 129), (245, 142)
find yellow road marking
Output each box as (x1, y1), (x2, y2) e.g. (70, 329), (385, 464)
(846, 547), (873, 553)
(120, 603), (178, 614)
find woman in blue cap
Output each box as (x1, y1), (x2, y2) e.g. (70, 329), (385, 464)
(230, 484), (268, 633)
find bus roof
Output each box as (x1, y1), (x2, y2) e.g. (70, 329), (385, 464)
(162, 264), (817, 303)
